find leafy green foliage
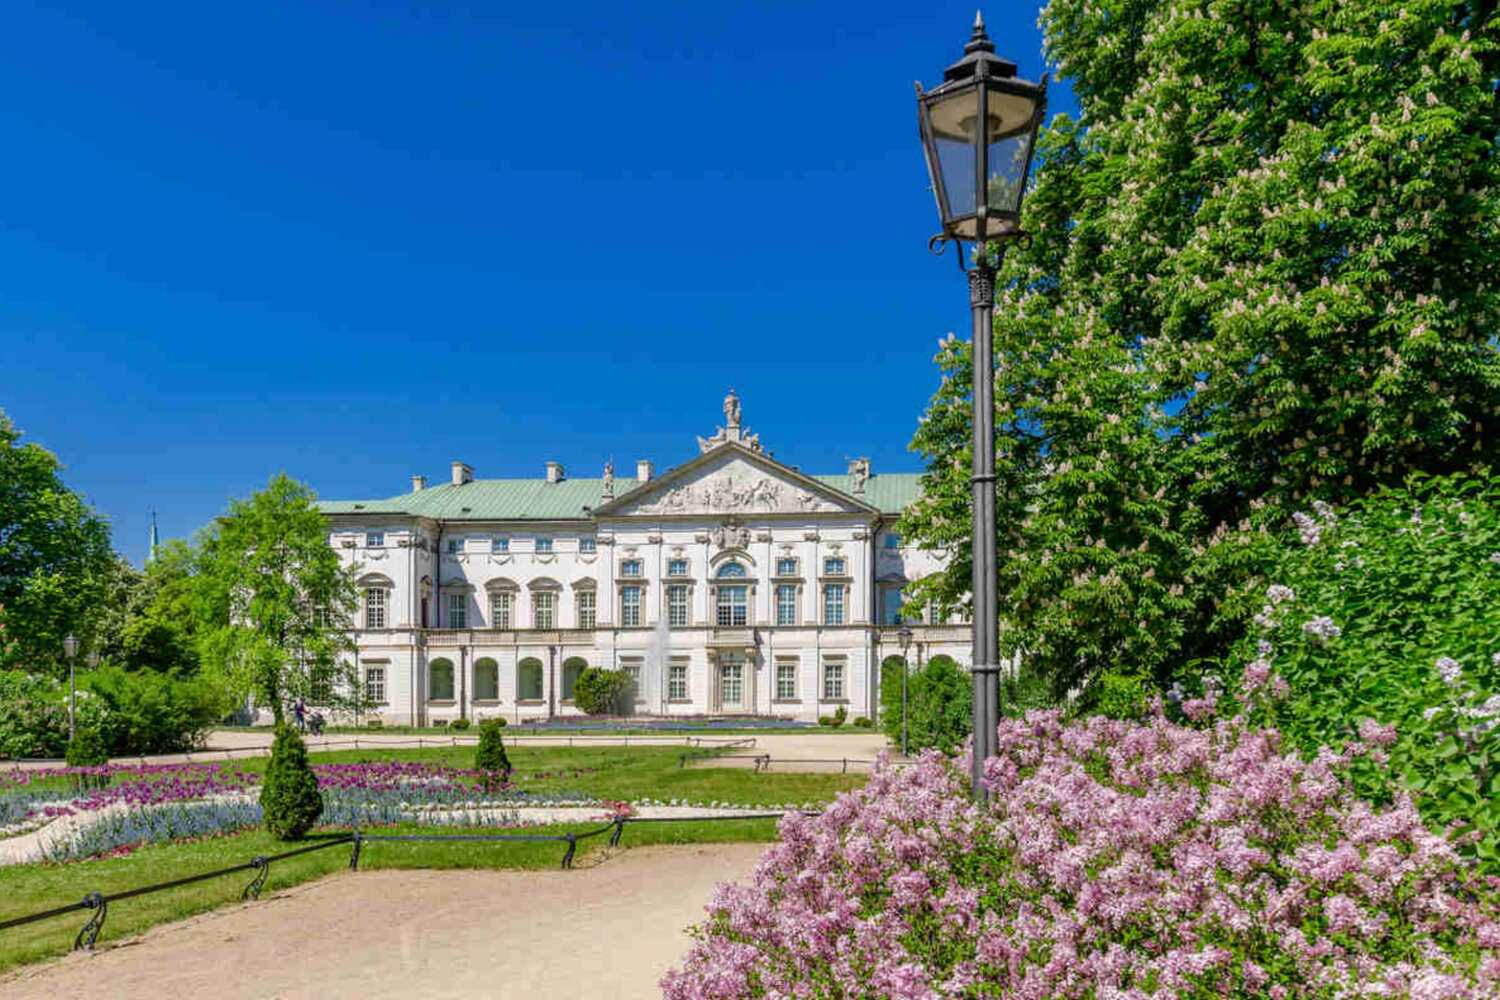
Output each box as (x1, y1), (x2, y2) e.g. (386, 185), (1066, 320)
(195, 474), (359, 724)
(82, 665), (225, 755)
(878, 655), (907, 743)
(1225, 473), (1500, 865)
(905, 655), (973, 754)
(448, 717), (470, 731)
(474, 719), (511, 791)
(900, 0), (1500, 701)
(572, 667), (633, 715)
(0, 410), (115, 672)
(259, 726), (322, 841)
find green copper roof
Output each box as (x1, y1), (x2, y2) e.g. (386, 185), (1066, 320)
(320, 472), (923, 521)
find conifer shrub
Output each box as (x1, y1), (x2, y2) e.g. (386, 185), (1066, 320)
(474, 719), (511, 791)
(259, 725), (322, 840)
(64, 726), (110, 790)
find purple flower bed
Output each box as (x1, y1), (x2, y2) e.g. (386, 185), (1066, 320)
(664, 709), (1500, 999)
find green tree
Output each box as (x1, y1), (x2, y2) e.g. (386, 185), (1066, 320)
(901, 0), (1500, 700)
(260, 725), (322, 840)
(0, 410), (115, 672)
(878, 655), (909, 745)
(906, 655), (973, 754)
(117, 539), (203, 674)
(196, 474), (358, 724)
(572, 667), (633, 715)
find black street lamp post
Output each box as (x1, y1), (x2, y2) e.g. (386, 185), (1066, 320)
(62, 634), (79, 741)
(916, 12), (1046, 798)
(897, 624), (914, 757)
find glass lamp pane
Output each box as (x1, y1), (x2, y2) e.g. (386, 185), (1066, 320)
(986, 130), (1032, 215)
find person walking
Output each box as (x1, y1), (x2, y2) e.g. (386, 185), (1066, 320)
(293, 697), (306, 733)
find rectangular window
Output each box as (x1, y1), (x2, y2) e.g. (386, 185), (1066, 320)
(364, 665), (386, 704)
(881, 588), (904, 626)
(620, 559), (643, 578)
(823, 584), (845, 625)
(716, 585), (748, 627)
(579, 536), (597, 554)
(366, 531), (384, 548)
(446, 537), (462, 554)
(667, 584), (690, 627)
(310, 667), (333, 705)
(823, 659), (845, 700)
(823, 556), (846, 576)
(533, 591), (555, 629)
(577, 590), (596, 629)
(775, 557), (798, 576)
(535, 537), (553, 554)
(489, 592), (513, 629)
(668, 658), (689, 700)
(446, 593), (467, 628)
(776, 659), (797, 700)
(667, 559), (688, 577)
(364, 588), (387, 629)
(776, 584), (797, 626)
(620, 586), (641, 627)
(621, 658), (642, 699)
(313, 605), (332, 629)
(491, 537), (509, 554)
(883, 532), (901, 550)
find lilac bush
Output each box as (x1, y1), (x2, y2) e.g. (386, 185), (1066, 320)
(664, 710), (1500, 999)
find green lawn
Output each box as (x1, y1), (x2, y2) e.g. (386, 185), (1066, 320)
(0, 744), (860, 972)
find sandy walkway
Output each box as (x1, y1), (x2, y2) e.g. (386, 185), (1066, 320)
(0, 843), (764, 1000)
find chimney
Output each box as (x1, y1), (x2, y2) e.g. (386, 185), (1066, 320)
(636, 459), (653, 482)
(545, 461), (564, 484)
(411, 475), (427, 493)
(451, 461), (474, 487)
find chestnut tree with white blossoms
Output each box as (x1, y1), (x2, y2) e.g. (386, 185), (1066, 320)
(899, 0), (1500, 700)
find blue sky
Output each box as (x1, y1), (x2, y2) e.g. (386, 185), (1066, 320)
(0, 1), (1071, 566)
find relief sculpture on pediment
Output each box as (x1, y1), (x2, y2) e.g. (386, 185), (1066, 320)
(635, 473), (840, 515)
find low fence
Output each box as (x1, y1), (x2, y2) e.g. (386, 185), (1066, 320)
(679, 751), (903, 773)
(0, 812), (805, 954)
(4, 734), (757, 769)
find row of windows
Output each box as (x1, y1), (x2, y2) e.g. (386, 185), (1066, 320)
(355, 534), (869, 573)
(358, 532), (600, 554)
(396, 656), (850, 703)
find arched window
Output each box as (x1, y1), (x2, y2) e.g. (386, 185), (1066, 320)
(561, 657), (588, 701)
(716, 562), (747, 578)
(517, 657), (544, 701)
(474, 657), (500, 701)
(428, 657), (455, 701)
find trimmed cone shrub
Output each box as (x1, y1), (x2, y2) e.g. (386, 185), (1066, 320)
(664, 708), (1500, 998)
(260, 725), (322, 840)
(573, 667), (633, 715)
(64, 727), (110, 790)
(475, 719), (511, 791)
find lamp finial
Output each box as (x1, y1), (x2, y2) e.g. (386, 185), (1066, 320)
(965, 10), (995, 53)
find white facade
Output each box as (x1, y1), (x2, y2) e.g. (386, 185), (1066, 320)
(320, 394), (970, 725)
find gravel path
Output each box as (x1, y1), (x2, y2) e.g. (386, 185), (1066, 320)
(0, 843), (763, 1000)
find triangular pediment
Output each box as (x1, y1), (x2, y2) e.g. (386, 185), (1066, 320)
(595, 444), (874, 518)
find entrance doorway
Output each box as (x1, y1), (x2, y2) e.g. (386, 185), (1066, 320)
(718, 653), (746, 713)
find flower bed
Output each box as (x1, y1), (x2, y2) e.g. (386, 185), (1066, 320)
(664, 709), (1500, 998)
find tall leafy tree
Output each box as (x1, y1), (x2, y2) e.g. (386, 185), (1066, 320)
(901, 0), (1500, 699)
(0, 409), (114, 671)
(196, 474), (359, 722)
(113, 539), (203, 674)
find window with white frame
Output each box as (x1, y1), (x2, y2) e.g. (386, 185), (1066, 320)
(535, 537), (553, 553)
(620, 585), (641, 627)
(667, 584), (690, 627)
(429, 658), (456, 701)
(775, 556), (798, 576)
(620, 657), (642, 699)
(366, 531), (384, 548)
(579, 536), (597, 554)
(310, 666), (333, 705)
(668, 658), (689, 700)
(532, 591), (555, 629)
(823, 584), (846, 625)
(491, 537), (509, 554)
(363, 664), (387, 703)
(446, 593), (467, 628)
(576, 589), (596, 629)
(364, 587), (388, 629)
(823, 658), (845, 700)
(775, 584), (797, 626)
(823, 556), (846, 576)
(880, 587), (906, 626)
(474, 658), (499, 701)
(489, 591), (513, 628)
(667, 558), (688, 577)
(776, 658), (798, 700)
(620, 559), (643, 578)
(716, 583), (748, 627)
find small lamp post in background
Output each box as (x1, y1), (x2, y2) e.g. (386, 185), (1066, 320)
(916, 12), (1046, 798)
(897, 624), (914, 757)
(62, 634), (79, 740)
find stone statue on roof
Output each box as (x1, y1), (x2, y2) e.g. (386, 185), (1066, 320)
(724, 389), (741, 428)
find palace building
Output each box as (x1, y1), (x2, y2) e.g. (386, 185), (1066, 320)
(319, 392), (972, 725)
